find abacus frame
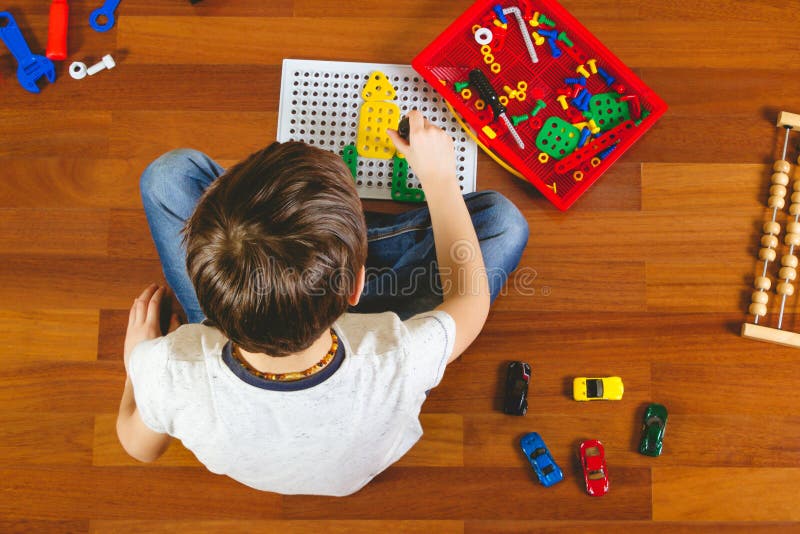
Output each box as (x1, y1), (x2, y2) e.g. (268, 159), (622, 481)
(741, 111), (800, 348)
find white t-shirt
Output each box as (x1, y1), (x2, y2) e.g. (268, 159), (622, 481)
(128, 310), (455, 496)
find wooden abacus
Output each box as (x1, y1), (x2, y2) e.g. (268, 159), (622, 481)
(741, 111), (800, 347)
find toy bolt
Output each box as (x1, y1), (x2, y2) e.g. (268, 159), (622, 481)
(87, 54), (115, 75)
(586, 58), (598, 74)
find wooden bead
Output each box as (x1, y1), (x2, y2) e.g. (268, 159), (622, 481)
(775, 160), (791, 173)
(764, 221), (781, 235)
(791, 204), (800, 216)
(788, 222), (800, 234)
(783, 254), (798, 268)
(759, 247), (777, 261)
(772, 172), (790, 186)
(780, 267), (797, 280)
(769, 195), (786, 209)
(777, 282), (795, 296)
(752, 290), (769, 304)
(749, 302), (768, 317)
(794, 180), (800, 192)
(761, 234), (779, 248)
(755, 276), (772, 290)
(786, 233), (800, 246)
(792, 191), (800, 203)
(797, 154), (800, 165)
(771, 184), (788, 197)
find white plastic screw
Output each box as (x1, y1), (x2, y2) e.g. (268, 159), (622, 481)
(87, 54), (116, 76)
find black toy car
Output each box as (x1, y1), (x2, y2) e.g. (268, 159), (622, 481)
(503, 361), (531, 415)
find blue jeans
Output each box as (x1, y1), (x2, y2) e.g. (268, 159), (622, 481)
(141, 149), (529, 323)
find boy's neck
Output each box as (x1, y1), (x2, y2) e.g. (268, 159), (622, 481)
(237, 329), (334, 374)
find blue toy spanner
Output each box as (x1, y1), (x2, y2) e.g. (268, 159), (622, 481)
(90, 0), (121, 32)
(0, 12), (56, 93)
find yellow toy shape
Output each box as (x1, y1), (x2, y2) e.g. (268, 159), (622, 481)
(361, 71), (396, 101)
(357, 71), (399, 159)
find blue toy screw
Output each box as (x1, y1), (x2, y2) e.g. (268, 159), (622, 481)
(492, 5), (508, 24)
(597, 66), (615, 85)
(578, 127), (591, 148)
(565, 77), (586, 86)
(597, 144), (618, 159)
(547, 38), (561, 58)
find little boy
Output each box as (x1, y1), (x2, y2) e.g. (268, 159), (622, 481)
(117, 111), (529, 496)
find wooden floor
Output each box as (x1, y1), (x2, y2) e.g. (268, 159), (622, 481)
(2, 0), (800, 532)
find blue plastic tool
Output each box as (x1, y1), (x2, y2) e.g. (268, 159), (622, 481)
(0, 12), (56, 93)
(90, 0), (121, 32)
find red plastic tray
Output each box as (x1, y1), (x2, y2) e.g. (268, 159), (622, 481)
(412, 0), (667, 210)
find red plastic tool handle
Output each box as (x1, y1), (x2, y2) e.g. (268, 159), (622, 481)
(46, 0), (68, 61)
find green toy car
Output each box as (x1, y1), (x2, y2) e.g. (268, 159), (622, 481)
(639, 403), (668, 456)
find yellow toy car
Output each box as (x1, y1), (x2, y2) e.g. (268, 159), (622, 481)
(573, 376), (624, 401)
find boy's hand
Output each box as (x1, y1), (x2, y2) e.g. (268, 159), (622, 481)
(387, 110), (458, 194)
(123, 284), (181, 369)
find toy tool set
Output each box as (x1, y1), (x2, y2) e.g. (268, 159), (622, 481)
(412, 0), (667, 210)
(276, 59), (478, 202)
(742, 112), (800, 349)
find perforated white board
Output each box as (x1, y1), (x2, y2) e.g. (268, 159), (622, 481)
(277, 59), (478, 200)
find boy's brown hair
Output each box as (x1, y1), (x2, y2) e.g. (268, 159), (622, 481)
(183, 141), (367, 356)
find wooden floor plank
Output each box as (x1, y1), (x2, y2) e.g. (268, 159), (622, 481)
(0, 111), (111, 158)
(652, 468), (800, 521)
(0, 466), (282, 520)
(0, 309), (99, 361)
(89, 520), (463, 534)
(0, 208), (110, 257)
(466, 521), (800, 534)
(0, 413), (94, 466)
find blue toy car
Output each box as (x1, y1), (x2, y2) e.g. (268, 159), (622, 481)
(520, 432), (564, 487)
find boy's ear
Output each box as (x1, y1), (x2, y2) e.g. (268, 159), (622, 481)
(348, 265), (366, 306)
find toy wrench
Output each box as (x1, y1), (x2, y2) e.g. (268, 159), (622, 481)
(0, 12), (56, 93)
(90, 0), (121, 32)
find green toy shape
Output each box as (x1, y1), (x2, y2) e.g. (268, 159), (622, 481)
(535, 117), (581, 159)
(391, 156), (425, 203)
(589, 92), (631, 132)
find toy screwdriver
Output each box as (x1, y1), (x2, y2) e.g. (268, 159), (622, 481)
(469, 68), (525, 149)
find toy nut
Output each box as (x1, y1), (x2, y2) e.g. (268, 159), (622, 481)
(69, 61), (88, 80)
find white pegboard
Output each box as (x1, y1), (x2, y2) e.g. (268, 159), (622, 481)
(277, 59), (478, 200)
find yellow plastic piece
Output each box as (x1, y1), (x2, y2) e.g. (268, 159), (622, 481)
(572, 121), (589, 130)
(481, 45), (492, 55)
(503, 85), (515, 95)
(483, 53), (494, 64)
(517, 81), (528, 91)
(591, 157), (601, 167)
(587, 58), (598, 74)
(556, 94), (569, 110)
(491, 62), (501, 74)
(475, 99), (486, 110)
(588, 119), (600, 134)
(573, 170), (584, 181)
(530, 12), (540, 27)
(499, 95), (509, 106)
(547, 181), (557, 193)
(472, 24), (481, 33)
(357, 101), (400, 159)
(531, 31), (544, 45)
(538, 152), (550, 164)
(576, 65), (591, 78)
(481, 125), (497, 140)
(361, 71), (396, 101)
(460, 88), (472, 100)
(517, 90), (526, 102)
(493, 19), (507, 29)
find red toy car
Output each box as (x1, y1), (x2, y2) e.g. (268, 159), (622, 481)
(579, 439), (609, 496)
